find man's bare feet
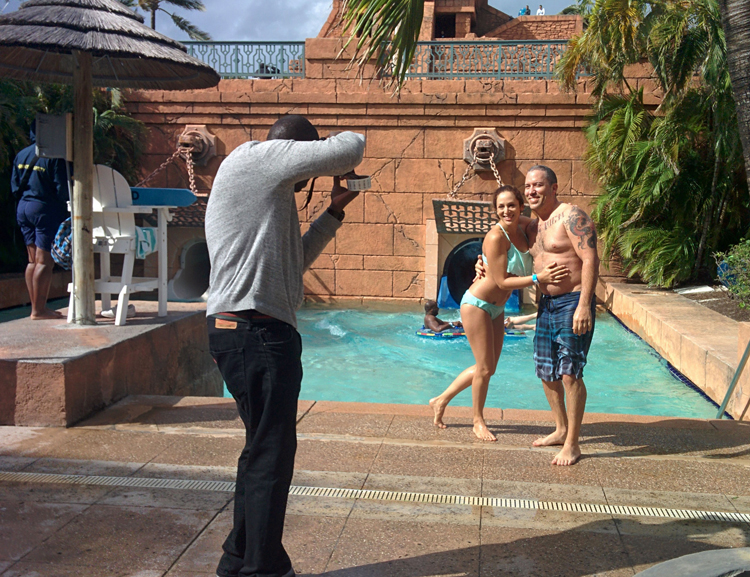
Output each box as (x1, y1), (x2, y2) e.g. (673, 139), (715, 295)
(473, 420), (497, 442)
(551, 444), (581, 466)
(532, 430), (567, 447)
(429, 397), (447, 429)
(30, 309), (63, 320)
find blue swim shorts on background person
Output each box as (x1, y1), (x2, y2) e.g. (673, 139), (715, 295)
(16, 198), (66, 252)
(533, 291), (596, 381)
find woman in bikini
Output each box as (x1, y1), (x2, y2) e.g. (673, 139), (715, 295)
(429, 185), (570, 441)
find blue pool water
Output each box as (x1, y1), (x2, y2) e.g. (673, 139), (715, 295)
(265, 305), (717, 419)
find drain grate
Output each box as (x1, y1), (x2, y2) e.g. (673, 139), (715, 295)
(1, 470), (748, 524)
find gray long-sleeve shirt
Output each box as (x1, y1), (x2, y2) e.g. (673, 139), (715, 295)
(205, 132), (366, 327)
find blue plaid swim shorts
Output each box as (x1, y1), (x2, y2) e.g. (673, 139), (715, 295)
(533, 291), (596, 382)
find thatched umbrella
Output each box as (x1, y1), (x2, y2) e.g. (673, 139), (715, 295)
(0, 0), (219, 324)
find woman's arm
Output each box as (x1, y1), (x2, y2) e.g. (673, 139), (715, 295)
(485, 229), (570, 291)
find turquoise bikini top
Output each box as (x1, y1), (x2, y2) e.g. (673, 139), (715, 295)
(482, 223), (534, 277)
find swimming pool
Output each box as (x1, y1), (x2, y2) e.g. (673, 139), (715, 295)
(258, 305), (717, 419)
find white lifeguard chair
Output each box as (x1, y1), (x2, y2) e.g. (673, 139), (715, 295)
(67, 165), (176, 326)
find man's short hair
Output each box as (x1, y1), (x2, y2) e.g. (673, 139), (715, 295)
(528, 165), (557, 186)
(424, 299), (438, 314)
(267, 115), (319, 142)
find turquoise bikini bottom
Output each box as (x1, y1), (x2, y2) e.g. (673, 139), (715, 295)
(460, 291), (505, 320)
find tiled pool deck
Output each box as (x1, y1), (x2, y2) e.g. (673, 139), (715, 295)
(1, 395), (749, 576)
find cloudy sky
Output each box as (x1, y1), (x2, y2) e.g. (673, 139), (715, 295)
(3, 0), (574, 42)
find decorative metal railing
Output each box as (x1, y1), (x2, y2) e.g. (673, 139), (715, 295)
(392, 40), (570, 80)
(182, 41), (305, 79)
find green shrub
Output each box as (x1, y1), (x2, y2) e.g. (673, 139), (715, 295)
(715, 240), (750, 308)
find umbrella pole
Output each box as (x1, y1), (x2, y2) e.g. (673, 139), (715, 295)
(72, 50), (95, 325)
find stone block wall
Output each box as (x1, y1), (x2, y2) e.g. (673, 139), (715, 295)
(125, 40), (660, 303)
(486, 16), (584, 40)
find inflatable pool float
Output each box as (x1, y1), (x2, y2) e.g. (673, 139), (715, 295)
(416, 327), (527, 339)
(416, 326), (465, 338)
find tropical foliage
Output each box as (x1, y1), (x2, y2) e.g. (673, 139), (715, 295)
(118, 0), (211, 41)
(339, 0), (424, 88)
(715, 239), (750, 307)
(0, 83), (146, 274)
(557, 0), (748, 287)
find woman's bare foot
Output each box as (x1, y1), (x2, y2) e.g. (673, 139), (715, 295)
(532, 430), (567, 447)
(31, 309), (63, 320)
(429, 397), (447, 429)
(551, 444), (581, 466)
(473, 420), (497, 442)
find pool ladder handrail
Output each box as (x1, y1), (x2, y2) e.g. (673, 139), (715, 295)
(716, 339), (750, 420)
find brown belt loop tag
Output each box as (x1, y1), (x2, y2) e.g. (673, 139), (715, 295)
(215, 319), (238, 330)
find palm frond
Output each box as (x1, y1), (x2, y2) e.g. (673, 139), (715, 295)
(340, 0), (423, 90)
(166, 12), (211, 41)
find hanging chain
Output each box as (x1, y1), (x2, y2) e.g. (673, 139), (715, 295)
(449, 162), (476, 199)
(488, 153), (503, 188)
(135, 144), (198, 196)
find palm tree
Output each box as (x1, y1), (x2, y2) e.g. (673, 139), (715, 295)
(718, 0), (750, 197)
(559, 0), (747, 286)
(118, 0), (211, 41)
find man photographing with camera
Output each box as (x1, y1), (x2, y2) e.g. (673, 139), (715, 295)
(204, 115), (365, 577)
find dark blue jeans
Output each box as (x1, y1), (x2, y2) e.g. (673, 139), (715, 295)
(208, 314), (302, 577)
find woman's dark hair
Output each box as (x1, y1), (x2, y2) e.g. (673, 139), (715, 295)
(492, 185), (525, 210)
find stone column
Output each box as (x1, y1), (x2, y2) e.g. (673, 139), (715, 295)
(456, 13), (472, 37)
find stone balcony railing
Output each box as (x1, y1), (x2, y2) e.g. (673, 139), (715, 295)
(183, 39), (572, 81)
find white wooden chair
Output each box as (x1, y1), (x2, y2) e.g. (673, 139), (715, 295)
(67, 165), (172, 326)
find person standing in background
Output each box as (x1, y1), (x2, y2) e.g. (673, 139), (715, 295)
(12, 124), (69, 320)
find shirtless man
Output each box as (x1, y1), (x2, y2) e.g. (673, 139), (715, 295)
(524, 165), (599, 466)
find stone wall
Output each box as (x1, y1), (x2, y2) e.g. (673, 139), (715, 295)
(126, 41), (660, 302)
(486, 16), (584, 40)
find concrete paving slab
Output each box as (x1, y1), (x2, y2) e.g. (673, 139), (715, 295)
(591, 456), (750, 495)
(480, 526), (633, 577)
(728, 495), (750, 514)
(136, 405), (242, 430)
(96, 486), (232, 510)
(27, 430), (174, 463)
(482, 448), (602, 486)
(283, 514), (348, 575)
(137, 462), (237, 482)
(602, 487), (738, 512)
(166, 510), (230, 575)
(292, 469), (368, 489)
(0, 426), (78, 457)
(621, 534), (736, 575)
(363, 472), (482, 497)
(482, 478), (608, 504)
(481, 506), (618, 532)
(297, 411), (393, 437)
(614, 517), (750, 545)
(0, 481), (112, 505)
(1, 563), (163, 577)
(580, 423), (750, 458)
(21, 504), (214, 573)
(286, 494), (357, 518)
(0, 456), (36, 471)
(385, 414), (510, 445)
(370, 444), (483, 479)
(148, 435), (246, 468)
(350, 499), (481, 526)
(325, 518), (481, 576)
(23, 457), (144, 477)
(0, 500), (87, 561)
(295, 439), (381, 473)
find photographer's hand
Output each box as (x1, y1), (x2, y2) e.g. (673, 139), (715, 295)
(328, 176), (358, 220)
